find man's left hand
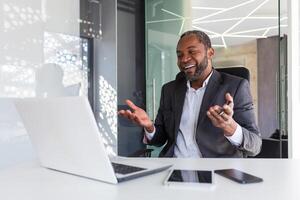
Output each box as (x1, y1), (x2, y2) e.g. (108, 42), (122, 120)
(206, 93), (238, 136)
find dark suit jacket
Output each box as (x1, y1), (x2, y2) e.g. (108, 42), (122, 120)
(147, 69), (262, 158)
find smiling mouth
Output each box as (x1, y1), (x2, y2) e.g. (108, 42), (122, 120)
(184, 64), (195, 71)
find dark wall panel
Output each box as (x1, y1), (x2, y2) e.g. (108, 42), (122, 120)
(257, 36), (279, 138)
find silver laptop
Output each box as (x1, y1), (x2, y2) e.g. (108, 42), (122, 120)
(14, 96), (171, 184)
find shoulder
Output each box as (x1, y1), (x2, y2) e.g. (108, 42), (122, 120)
(209, 70), (250, 99)
(161, 72), (186, 91)
(214, 69), (247, 87)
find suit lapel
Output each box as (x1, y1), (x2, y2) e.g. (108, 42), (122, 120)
(197, 69), (222, 126)
(174, 74), (187, 138)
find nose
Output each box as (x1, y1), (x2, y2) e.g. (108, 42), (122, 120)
(179, 54), (191, 63)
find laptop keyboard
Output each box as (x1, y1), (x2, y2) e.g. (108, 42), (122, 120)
(111, 162), (146, 175)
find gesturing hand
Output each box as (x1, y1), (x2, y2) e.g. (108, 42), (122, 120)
(118, 100), (154, 132)
(206, 93), (238, 136)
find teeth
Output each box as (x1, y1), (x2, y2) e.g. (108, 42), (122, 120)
(184, 64), (195, 70)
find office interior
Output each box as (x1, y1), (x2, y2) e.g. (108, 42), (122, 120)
(0, 0), (300, 170)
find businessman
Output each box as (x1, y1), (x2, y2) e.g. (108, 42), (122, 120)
(119, 30), (262, 158)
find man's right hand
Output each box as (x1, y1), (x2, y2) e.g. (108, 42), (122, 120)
(118, 100), (154, 132)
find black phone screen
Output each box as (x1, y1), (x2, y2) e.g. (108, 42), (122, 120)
(214, 169), (263, 184)
(168, 170), (213, 183)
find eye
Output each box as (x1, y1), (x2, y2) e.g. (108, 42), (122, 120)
(188, 50), (197, 55)
(177, 53), (182, 58)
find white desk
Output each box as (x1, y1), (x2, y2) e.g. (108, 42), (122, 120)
(0, 158), (299, 200)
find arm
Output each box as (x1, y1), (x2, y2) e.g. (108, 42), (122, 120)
(146, 85), (169, 147)
(207, 79), (262, 157)
(232, 79), (262, 156)
(118, 85), (169, 147)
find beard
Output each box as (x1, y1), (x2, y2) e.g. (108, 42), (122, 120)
(184, 56), (208, 82)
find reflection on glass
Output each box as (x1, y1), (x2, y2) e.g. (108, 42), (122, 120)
(97, 76), (117, 156)
(35, 63), (81, 97)
(146, 0), (285, 155)
(2, 3), (42, 33)
(0, 31), (89, 98)
(191, 0), (286, 47)
(44, 32), (88, 97)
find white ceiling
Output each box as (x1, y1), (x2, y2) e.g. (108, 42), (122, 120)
(147, 0), (288, 47)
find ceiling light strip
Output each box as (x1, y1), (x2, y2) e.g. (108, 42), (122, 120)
(191, 6), (224, 11)
(212, 44), (226, 47)
(229, 24), (288, 35)
(262, 28), (271, 36)
(209, 35), (222, 39)
(193, 16), (279, 25)
(146, 18), (188, 24)
(192, 0), (256, 23)
(193, 17), (243, 24)
(221, 36), (227, 48)
(179, 19), (185, 35)
(192, 25), (221, 36)
(223, 34), (267, 38)
(161, 8), (183, 18)
(248, 16), (278, 19)
(223, 0), (270, 34)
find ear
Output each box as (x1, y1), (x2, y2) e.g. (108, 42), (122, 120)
(207, 47), (215, 59)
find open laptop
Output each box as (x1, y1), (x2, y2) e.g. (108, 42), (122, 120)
(14, 96), (171, 184)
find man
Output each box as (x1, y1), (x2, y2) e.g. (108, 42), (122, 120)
(119, 30), (262, 158)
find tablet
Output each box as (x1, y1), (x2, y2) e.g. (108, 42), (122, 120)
(164, 169), (214, 188)
(215, 169), (263, 184)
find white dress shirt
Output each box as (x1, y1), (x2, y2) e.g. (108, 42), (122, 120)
(145, 71), (243, 158)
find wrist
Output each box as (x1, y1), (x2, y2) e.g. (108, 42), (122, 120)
(145, 124), (154, 133)
(223, 121), (237, 136)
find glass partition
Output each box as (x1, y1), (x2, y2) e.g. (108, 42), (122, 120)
(145, 0), (286, 157)
(0, 0), (119, 168)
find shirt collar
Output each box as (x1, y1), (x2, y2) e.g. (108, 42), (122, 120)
(186, 70), (213, 90)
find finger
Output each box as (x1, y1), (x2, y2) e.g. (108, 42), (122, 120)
(225, 93), (234, 108)
(118, 110), (125, 116)
(207, 111), (227, 129)
(207, 111), (219, 124)
(125, 99), (138, 111)
(119, 110), (132, 120)
(124, 109), (134, 120)
(219, 112), (230, 121)
(129, 114), (137, 122)
(209, 106), (225, 122)
(212, 105), (223, 116)
(211, 105), (223, 114)
(223, 104), (233, 116)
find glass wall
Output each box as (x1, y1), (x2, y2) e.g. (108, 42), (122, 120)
(145, 0), (287, 157)
(0, 0), (85, 168)
(0, 0), (87, 98)
(0, 0), (119, 167)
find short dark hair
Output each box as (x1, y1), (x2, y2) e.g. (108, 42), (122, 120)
(179, 30), (212, 49)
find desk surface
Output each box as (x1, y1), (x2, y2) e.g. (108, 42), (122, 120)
(0, 158), (299, 200)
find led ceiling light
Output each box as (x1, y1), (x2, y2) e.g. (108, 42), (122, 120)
(192, 25), (221, 37)
(229, 24), (287, 35)
(191, 6), (224, 11)
(194, 16), (278, 25)
(146, 18), (186, 24)
(161, 8), (186, 35)
(161, 8), (183, 18)
(262, 28), (271, 36)
(192, 0), (256, 23)
(147, 0), (285, 47)
(221, 36), (227, 48)
(223, 34), (267, 38)
(223, 0), (270, 34)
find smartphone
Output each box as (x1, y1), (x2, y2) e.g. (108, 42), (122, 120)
(164, 169), (214, 188)
(214, 169), (263, 184)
